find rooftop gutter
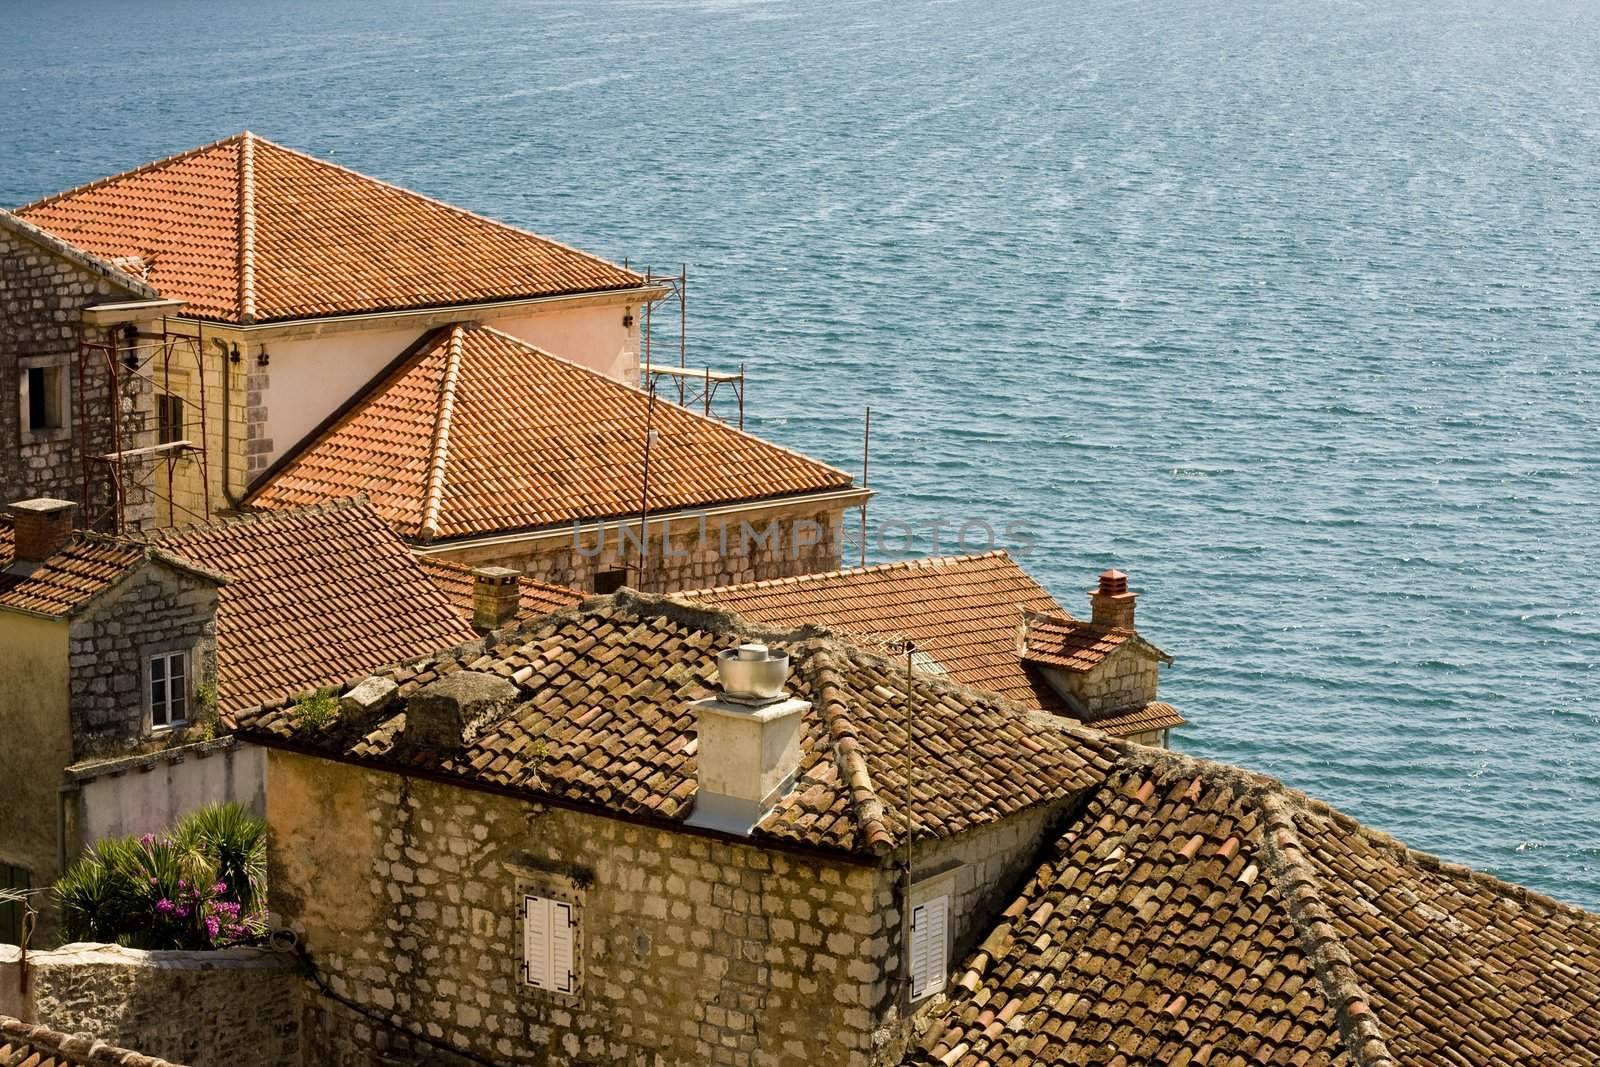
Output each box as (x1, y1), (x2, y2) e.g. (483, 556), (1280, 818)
(158, 283), (671, 339)
(411, 485), (875, 555)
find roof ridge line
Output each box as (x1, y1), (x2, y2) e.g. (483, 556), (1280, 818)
(13, 130), (247, 214)
(237, 131), (258, 324)
(244, 134), (645, 284)
(806, 642), (893, 856)
(678, 550), (1018, 597)
(1258, 791), (1399, 1067)
(419, 326), (466, 541)
(473, 324), (859, 486)
(145, 495), (370, 542)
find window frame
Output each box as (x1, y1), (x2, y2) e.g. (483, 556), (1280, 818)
(147, 649), (190, 730)
(156, 392), (186, 445)
(512, 869), (584, 999)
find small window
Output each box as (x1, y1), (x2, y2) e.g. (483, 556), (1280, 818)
(156, 393), (185, 444)
(149, 651), (188, 729)
(23, 366), (66, 432)
(522, 894), (576, 993)
(592, 568), (628, 594)
(908, 893), (949, 1000)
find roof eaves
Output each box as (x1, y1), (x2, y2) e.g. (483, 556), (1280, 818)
(0, 209), (159, 299)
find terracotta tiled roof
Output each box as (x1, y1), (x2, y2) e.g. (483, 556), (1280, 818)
(1018, 607), (1172, 672)
(0, 208), (157, 298)
(247, 324), (856, 540)
(1079, 700), (1185, 737)
(420, 557), (583, 623)
(148, 499), (474, 714)
(0, 1015), (188, 1067)
(910, 750), (1600, 1067)
(232, 591), (1119, 857)
(683, 556), (1181, 739)
(0, 520), (219, 619)
(14, 132), (644, 324)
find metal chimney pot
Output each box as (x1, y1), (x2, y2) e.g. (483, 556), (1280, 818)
(717, 643), (789, 702)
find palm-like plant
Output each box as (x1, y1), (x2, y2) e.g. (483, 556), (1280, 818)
(55, 804), (269, 950)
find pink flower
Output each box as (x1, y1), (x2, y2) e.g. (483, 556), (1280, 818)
(213, 881), (228, 895)
(139, 833), (155, 847)
(155, 898), (175, 915)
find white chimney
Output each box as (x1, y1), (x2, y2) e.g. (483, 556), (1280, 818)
(686, 643), (808, 836)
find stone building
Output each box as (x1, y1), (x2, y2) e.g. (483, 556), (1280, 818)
(3, 132), (867, 589)
(687, 557), (1183, 744)
(221, 589), (1600, 1067)
(0, 496), (474, 941)
(232, 591), (1123, 1066)
(245, 322), (869, 590)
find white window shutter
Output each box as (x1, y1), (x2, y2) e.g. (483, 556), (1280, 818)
(550, 901), (575, 993)
(910, 894), (949, 999)
(523, 895), (550, 989)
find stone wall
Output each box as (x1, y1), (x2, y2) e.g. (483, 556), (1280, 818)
(0, 942), (300, 1067)
(68, 562), (219, 759)
(1059, 644), (1161, 717)
(268, 751), (900, 1067)
(0, 223), (153, 530)
(427, 499), (854, 595)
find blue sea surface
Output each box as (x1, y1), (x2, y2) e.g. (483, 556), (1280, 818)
(3, 0), (1597, 907)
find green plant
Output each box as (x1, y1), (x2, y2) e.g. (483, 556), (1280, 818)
(55, 803), (268, 950)
(290, 690), (338, 731)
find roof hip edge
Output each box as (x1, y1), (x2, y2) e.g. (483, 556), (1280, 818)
(238, 131), (258, 324)
(806, 643), (894, 856)
(1257, 791), (1399, 1067)
(419, 325), (466, 541)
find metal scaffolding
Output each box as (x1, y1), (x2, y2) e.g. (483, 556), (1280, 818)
(75, 321), (212, 534)
(638, 265), (747, 430)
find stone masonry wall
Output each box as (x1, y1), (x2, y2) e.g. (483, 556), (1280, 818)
(269, 752), (900, 1067)
(0, 225), (154, 530)
(428, 499), (852, 595)
(0, 942), (300, 1067)
(1067, 644), (1161, 717)
(68, 563), (219, 759)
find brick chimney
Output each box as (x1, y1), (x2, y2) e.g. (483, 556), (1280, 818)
(471, 566), (521, 631)
(8, 498), (77, 572)
(1089, 569), (1138, 630)
(687, 643), (808, 836)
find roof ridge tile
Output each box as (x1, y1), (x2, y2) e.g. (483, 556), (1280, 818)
(419, 325), (466, 541)
(237, 131), (258, 324)
(806, 642), (893, 855)
(12, 131), (245, 214)
(678, 550), (1017, 598)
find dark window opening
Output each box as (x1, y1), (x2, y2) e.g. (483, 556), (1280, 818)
(0, 863), (29, 944)
(25, 366), (64, 431)
(157, 393), (185, 444)
(592, 569), (629, 594)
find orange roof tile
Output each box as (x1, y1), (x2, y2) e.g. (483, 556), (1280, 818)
(233, 591), (1119, 857)
(420, 557), (584, 624)
(149, 499), (474, 713)
(247, 324), (856, 540)
(0, 520), (217, 619)
(1, 1015), (188, 1067)
(910, 751), (1600, 1067)
(15, 133), (645, 324)
(1018, 607), (1172, 671)
(684, 556), (1182, 739)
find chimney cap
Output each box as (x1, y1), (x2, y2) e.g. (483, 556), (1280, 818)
(716, 642), (790, 704)
(8, 497), (78, 516)
(1095, 569), (1131, 597)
